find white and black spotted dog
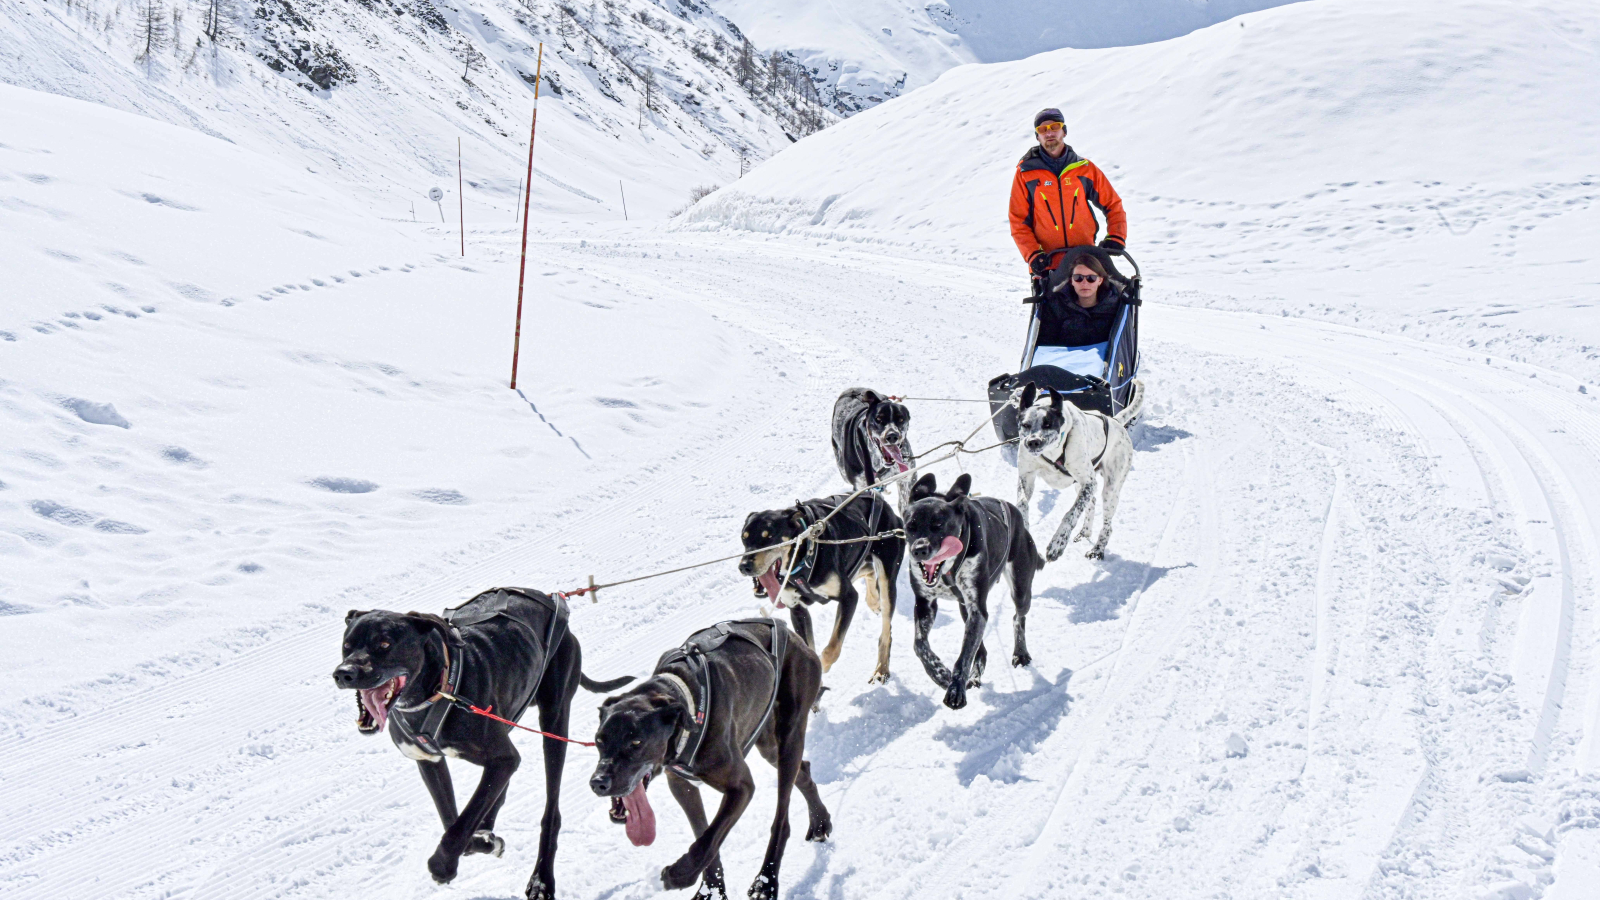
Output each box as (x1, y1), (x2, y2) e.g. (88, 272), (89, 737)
(1014, 380), (1145, 563)
(831, 388), (915, 512)
(904, 472), (1043, 710)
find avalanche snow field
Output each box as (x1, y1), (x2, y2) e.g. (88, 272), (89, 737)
(3, 222), (1598, 900)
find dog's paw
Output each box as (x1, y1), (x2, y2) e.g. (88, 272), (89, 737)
(943, 684), (968, 710)
(806, 812), (833, 842)
(525, 873), (553, 900)
(466, 830), (504, 857)
(747, 866), (780, 900)
(868, 667), (890, 685)
(1085, 548), (1104, 560)
(663, 857), (701, 891)
(1013, 651), (1032, 668)
(693, 879), (728, 900)
(1045, 542), (1065, 563)
(428, 846), (460, 884)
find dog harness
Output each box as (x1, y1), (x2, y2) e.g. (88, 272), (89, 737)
(782, 505), (821, 588)
(655, 618), (789, 782)
(391, 588), (570, 758)
(1043, 412), (1113, 478)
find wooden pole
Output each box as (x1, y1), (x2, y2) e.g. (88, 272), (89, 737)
(510, 43), (544, 390)
(458, 137), (464, 256)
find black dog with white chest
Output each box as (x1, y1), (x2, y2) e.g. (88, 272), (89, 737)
(831, 387), (916, 509)
(904, 473), (1044, 710)
(738, 492), (904, 683)
(589, 618), (830, 900)
(333, 588), (631, 899)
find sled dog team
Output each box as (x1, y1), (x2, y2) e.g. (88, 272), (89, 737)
(333, 380), (1145, 900)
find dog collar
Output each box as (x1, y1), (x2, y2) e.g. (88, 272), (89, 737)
(657, 672), (698, 760)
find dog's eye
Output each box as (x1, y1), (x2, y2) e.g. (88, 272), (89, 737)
(629, 739), (642, 748)
(761, 531), (768, 539)
(378, 641), (390, 651)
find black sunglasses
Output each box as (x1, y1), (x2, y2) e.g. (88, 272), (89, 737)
(1071, 274), (1102, 283)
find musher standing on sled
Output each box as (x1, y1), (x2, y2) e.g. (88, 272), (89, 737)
(1008, 107), (1128, 281)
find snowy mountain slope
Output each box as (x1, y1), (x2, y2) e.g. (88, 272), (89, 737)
(0, 0), (832, 221)
(682, 0), (1600, 380)
(0, 83), (780, 697)
(702, 0), (1302, 113)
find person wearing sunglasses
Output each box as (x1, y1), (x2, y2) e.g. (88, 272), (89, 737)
(1008, 108), (1127, 281)
(1037, 251), (1124, 350)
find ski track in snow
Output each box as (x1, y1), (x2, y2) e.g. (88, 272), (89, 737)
(3, 229), (1598, 899)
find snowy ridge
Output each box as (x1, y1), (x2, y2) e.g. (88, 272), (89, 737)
(701, 0), (1302, 114)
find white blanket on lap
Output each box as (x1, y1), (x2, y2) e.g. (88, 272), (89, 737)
(1032, 343), (1107, 378)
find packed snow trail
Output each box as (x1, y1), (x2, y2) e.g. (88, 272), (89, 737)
(3, 230), (1596, 899)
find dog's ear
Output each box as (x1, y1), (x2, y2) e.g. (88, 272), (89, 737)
(911, 472), (938, 502)
(1047, 387), (1064, 412)
(946, 473), (972, 502)
(345, 609), (367, 625)
(861, 389), (882, 406)
(404, 612), (453, 644)
(1019, 382), (1037, 409)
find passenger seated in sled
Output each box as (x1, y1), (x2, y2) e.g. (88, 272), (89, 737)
(1031, 250), (1125, 379)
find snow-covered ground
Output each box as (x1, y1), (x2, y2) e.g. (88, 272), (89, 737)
(5, 0), (1600, 897)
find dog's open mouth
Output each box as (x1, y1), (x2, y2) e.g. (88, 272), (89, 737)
(877, 439), (910, 474)
(355, 675), (406, 734)
(608, 773), (656, 846)
(754, 560), (786, 608)
(919, 536), (963, 586)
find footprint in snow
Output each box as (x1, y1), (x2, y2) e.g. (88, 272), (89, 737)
(411, 488), (467, 505)
(162, 447), (208, 467)
(30, 500), (147, 534)
(59, 397), (131, 428)
(309, 476), (380, 494)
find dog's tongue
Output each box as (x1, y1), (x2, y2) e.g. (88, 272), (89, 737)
(921, 536), (963, 581)
(885, 443), (910, 473)
(358, 675), (403, 732)
(758, 562), (785, 609)
(622, 780), (656, 846)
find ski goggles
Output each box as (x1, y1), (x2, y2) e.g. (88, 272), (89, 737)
(1034, 121), (1065, 134)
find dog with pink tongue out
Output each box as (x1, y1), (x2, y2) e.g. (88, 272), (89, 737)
(589, 619), (830, 900)
(905, 472), (1044, 710)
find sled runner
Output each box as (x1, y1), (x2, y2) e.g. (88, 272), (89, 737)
(988, 246), (1141, 443)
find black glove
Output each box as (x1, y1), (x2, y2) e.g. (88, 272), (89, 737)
(1098, 237), (1125, 254)
(1028, 252), (1050, 277)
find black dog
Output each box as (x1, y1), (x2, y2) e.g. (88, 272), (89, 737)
(589, 619), (830, 900)
(831, 387), (915, 509)
(738, 492), (904, 683)
(333, 588), (631, 899)
(905, 473), (1043, 710)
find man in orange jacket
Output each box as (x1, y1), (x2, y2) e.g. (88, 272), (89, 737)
(1009, 108), (1126, 278)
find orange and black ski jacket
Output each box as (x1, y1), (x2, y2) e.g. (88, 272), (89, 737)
(1008, 146), (1127, 261)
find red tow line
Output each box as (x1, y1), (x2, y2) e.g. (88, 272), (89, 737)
(445, 695), (597, 747)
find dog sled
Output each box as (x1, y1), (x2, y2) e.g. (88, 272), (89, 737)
(988, 246), (1141, 444)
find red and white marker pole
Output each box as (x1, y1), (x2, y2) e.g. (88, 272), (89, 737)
(510, 43), (544, 390)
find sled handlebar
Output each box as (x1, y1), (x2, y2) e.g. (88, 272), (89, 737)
(1025, 247), (1140, 304)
